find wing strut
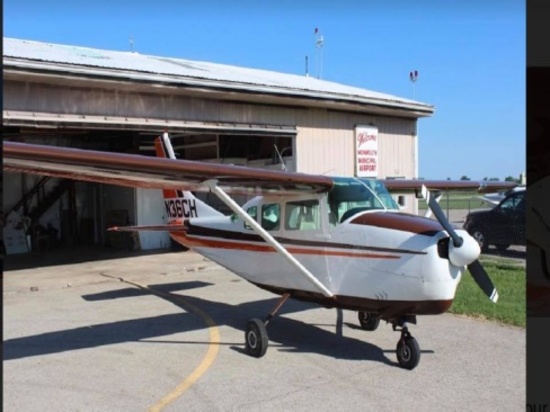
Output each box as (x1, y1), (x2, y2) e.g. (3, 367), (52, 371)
(204, 179), (334, 298)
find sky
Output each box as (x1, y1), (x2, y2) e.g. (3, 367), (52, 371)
(4, 1), (525, 180)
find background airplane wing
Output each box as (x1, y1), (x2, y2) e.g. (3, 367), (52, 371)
(4, 141), (333, 195)
(381, 179), (517, 193)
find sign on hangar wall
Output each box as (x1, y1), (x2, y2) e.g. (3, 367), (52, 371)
(355, 125), (378, 178)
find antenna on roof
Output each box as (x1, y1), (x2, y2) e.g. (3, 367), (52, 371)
(314, 28), (324, 79)
(305, 56), (309, 77)
(409, 70), (418, 99)
(129, 35), (134, 52)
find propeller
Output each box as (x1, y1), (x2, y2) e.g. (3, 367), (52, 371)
(421, 185), (498, 303)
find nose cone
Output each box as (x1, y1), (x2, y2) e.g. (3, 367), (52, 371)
(448, 231), (481, 267)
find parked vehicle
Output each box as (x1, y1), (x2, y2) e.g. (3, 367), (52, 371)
(463, 189), (526, 252)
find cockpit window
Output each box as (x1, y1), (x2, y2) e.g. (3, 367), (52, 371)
(328, 177), (398, 222)
(261, 203), (280, 231)
(243, 206), (257, 230)
(285, 200), (320, 231)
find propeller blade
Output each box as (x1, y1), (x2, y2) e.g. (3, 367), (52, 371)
(421, 186), (463, 247)
(423, 192), (442, 218)
(467, 260), (499, 303)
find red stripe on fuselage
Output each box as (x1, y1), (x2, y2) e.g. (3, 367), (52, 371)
(171, 233), (400, 259)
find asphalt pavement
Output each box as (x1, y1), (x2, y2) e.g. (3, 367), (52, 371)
(3, 249), (525, 411)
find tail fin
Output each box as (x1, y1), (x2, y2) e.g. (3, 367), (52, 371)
(155, 133), (223, 222)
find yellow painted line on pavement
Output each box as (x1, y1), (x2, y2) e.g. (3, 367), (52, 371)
(100, 274), (220, 412)
(149, 300), (220, 412)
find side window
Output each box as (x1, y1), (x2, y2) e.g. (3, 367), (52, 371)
(285, 200), (320, 231)
(500, 194), (522, 211)
(244, 206), (257, 230)
(261, 204), (281, 231)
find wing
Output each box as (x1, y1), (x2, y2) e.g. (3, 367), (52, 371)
(4, 141), (333, 195)
(381, 179), (517, 194)
(476, 194), (504, 206)
(4, 141), (517, 195)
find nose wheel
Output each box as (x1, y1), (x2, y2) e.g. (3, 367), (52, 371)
(393, 322), (420, 370)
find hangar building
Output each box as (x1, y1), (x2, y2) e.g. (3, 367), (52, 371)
(2, 37), (434, 254)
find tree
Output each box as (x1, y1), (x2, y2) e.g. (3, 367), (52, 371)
(489, 177), (500, 181)
(505, 176), (519, 182)
(460, 175), (470, 181)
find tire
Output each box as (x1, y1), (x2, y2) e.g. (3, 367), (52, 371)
(495, 244), (510, 253)
(396, 335), (420, 370)
(357, 311), (380, 331)
(470, 227), (489, 253)
(245, 318), (269, 358)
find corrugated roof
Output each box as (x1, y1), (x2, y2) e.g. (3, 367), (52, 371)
(3, 37), (433, 114)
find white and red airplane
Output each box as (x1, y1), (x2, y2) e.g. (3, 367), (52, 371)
(3, 134), (517, 369)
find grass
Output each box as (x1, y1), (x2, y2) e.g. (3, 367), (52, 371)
(415, 190), (525, 326)
(417, 190), (491, 211)
(449, 259), (525, 327)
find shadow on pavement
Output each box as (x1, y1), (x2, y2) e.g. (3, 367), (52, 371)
(4, 281), (398, 366)
(2, 245), (183, 271)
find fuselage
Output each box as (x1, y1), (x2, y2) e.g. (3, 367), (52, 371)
(170, 177), (468, 319)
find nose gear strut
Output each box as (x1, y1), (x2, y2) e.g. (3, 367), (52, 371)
(392, 318), (421, 370)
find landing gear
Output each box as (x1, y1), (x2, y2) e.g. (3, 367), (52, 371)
(357, 311), (380, 331)
(244, 293), (290, 358)
(393, 318), (420, 370)
(245, 318), (268, 357)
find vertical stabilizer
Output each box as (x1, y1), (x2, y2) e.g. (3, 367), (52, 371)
(154, 133), (223, 222)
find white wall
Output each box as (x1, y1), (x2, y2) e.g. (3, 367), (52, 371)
(136, 188), (171, 250)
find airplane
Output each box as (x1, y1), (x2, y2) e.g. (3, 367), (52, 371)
(3, 134), (517, 370)
(477, 185), (526, 207)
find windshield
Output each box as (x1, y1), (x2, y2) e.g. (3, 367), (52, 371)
(328, 177), (399, 222)
(357, 178), (400, 210)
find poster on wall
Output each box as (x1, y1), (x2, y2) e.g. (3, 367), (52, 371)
(355, 125), (378, 177)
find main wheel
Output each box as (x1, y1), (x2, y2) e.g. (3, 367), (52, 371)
(357, 311), (380, 331)
(396, 335), (420, 370)
(245, 318), (269, 358)
(470, 227), (489, 253)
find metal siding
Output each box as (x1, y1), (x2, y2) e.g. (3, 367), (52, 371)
(376, 117), (417, 179)
(294, 111), (416, 179)
(5, 80), (419, 213)
(4, 38), (435, 116)
(4, 80), (304, 125)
